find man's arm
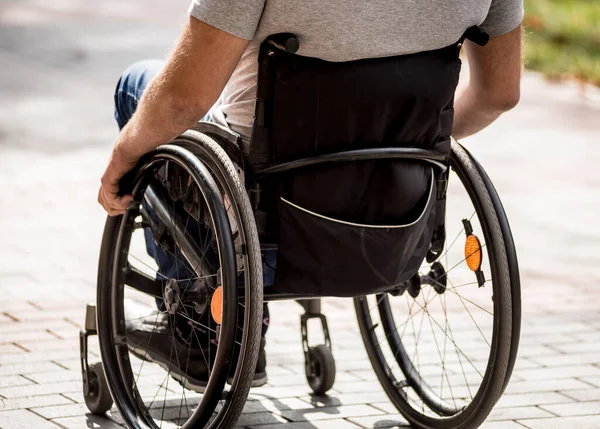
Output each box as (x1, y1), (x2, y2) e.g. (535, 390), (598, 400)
(452, 24), (522, 140)
(99, 17), (249, 215)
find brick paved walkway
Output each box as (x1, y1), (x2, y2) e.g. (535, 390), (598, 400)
(1, 2), (600, 428)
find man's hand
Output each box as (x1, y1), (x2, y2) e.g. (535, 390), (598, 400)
(97, 17), (249, 216)
(98, 137), (139, 216)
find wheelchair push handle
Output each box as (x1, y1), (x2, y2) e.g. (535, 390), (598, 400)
(463, 26), (489, 46)
(266, 33), (300, 54)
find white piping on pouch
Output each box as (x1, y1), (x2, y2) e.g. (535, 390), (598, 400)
(280, 167), (434, 229)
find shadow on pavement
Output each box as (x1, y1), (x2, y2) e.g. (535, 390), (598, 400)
(80, 390), (413, 428)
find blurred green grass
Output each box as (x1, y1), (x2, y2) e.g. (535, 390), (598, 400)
(524, 0), (600, 86)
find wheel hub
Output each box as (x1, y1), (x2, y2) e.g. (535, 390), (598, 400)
(388, 262), (448, 298)
(388, 274), (422, 298)
(191, 279), (210, 315)
(164, 279), (181, 315)
(426, 262), (447, 294)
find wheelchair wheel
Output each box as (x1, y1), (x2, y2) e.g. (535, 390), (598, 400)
(84, 362), (113, 415)
(305, 345), (336, 395)
(355, 140), (520, 429)
(97, 135), (263, 429)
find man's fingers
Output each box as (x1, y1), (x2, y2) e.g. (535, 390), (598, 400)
(99, 140), (140, 216)
(98, 188), (118, 216)
(106, 194), (130, 216)
(98, 185), (132, 216)
(115, 194), (134, 210)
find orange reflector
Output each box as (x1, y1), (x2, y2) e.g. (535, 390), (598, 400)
(464, 235), (482, 271)
(211, 286), (223, 325)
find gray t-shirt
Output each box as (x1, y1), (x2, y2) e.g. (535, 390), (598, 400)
(189, 0), (523, 149)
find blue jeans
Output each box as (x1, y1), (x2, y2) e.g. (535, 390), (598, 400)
(114, 60), (270, 338)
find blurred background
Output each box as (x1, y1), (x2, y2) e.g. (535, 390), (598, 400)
(524, 0), (599, 86)
(0, 1), (599, 428)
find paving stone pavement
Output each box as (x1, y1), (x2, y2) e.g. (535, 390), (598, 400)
(1, 2), (600, 428)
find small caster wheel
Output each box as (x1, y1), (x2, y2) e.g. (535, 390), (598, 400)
(305, 344), (336, 395)
(84, 362), (113, 414)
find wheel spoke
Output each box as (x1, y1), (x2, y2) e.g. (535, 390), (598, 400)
(373, 291), (439, 351)
(445, 286), (493, 317)
(147, 336), (175, 411)
(412, 288), (432, 412)
(445, 278), (491, 346)
(410, 297), (484, 379)
(133, 310), (161, 387)
(447, 280), (488, 291)
(438, 292), (457, 409)
(175, 294), (212, 373)
(159, 335), (172, 428)
(167, 312), (191, 424)
(446, 316), (475, 400)
(175, 311), (242, 347)
(125, 311), (163, 324)
(422, 292), (456, 410)
(128, 254), (169, 281)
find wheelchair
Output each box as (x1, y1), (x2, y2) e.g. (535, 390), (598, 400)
(80, 31), (521, 429)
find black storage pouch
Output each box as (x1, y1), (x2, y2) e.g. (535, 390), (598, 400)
(273, 164), (437, 297)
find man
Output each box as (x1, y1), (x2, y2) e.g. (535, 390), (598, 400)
(99, 0), (523, 389)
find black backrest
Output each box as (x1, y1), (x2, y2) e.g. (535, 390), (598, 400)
(248, 34), (464, 172)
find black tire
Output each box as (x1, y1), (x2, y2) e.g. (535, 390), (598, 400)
(84, 362), (113, 415)
(305, 345), (336, 395)
(97, 139), (263, 429)
(467, 151), (522, 395)
(174, 130), (265, 426)
(355, 140), (519, 429)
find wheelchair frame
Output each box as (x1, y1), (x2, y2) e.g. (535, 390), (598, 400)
(80, 31), (520, 429)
